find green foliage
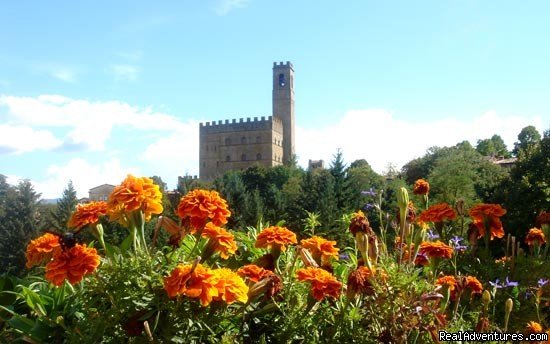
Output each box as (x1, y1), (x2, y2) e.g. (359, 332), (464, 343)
(49, 181), (78, 231)
(476, 134), (511, 158)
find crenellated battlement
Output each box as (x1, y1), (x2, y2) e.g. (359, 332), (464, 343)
(273, 61), (293, 70)
(200, 116), (281, 134)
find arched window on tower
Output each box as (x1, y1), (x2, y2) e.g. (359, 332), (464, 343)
(226, 155), (231, 162)
(256, 153), (261, 160)
(241, 137), (246, 144)
(279, 73), (286, 87)
(241, 154), (247, 161)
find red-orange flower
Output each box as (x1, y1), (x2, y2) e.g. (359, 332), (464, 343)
(201, 223), (237, 259)
(349, 210), (374, 236)
(296, 267), (342, 301)
(469, 204), (506, 239)
(300, 236), (339, 265)
(255, 226), (297, 252)
(68, 201), (107, 228)
(25, 233), (62, 268)
(177, 189), (231, 231)
(237, 264), (274, 283)
(525, 228), (546, 246)
(465, 276), (483, 294)
(436, 275), (458, 298)
(212, 268), (249, 304)
(45, 244), (100, 286)
(107, 175), (163, 224)
(418, 241), (453, 259)
(418, 203), (457, 223)
(163, 264), (219, 306)
(347, 266), (376, 298)
(413, 179), (430, 195)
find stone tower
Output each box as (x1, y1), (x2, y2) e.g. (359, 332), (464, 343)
(272, 61), (295, 163)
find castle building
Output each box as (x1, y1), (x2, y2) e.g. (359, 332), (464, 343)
(199, 61), (295, 180)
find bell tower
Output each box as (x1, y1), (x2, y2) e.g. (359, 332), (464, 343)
(272, 61), (295, 164)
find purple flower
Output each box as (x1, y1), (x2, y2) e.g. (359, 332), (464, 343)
(427, 230), (439, 240)
(538, 278), (548, 288)
(489, 278), (503, 289)
(363, 203), (375, 211)
(504, 277), (519, 288)
(449, 236), (468, 251)
(339, 253), (350, 260)
(361, 188), (377, 197)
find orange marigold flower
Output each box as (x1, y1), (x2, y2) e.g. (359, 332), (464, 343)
(300, 236), (339, 265)
(107, 175), (163, 224)
(177, 189), (231, 231)
(296, 267), (342, 301)
(525, 321), (543, 334)
(525, 228), (546, 246)
(349, 210), (374, 236)
(201, 223), (237, 259)
(163, 264), (219, 306)
(255, 226), (297, 252)
(418, 241), (453, 259)
(68, 201), (107, 228)
(347, 266), (376, 298)
(237, 264), (274, 283)
(469, 204), (506, 240)
(436, 275), (458, 298)
(25, 233), (62, 268)
(465, 276), (483, 294)
(212, 268), (249, 304)
(413, 179), (430, 195)
(45, 244), (100, 286)
(418, 203), (457, 223)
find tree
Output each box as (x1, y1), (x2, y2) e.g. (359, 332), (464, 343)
(513, 125), (541, 156)
(476, 134), (510, 158)
(50, 181), (78, 231)
(329, 149), (348, 211)
(0, 180), (41, 274)
(344, 159), (384, 211)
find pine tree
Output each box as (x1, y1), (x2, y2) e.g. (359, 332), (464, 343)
(329, 148), (348, 211)
(50, 180), (78, 231)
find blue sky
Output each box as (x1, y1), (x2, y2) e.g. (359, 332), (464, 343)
(1, 0), (548, 198)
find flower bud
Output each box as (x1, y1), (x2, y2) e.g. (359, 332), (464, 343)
(505, 298), (513, 314)
(397, 187), (410, 209)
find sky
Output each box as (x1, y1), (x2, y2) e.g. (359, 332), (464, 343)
(1, 0), (549, 199)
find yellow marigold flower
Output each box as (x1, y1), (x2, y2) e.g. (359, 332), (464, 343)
(201, 222), (237, 259)
(107, 175), (163, 224)
(68, 201), (107, 228)
(255, 226), (297, 252)
(525, 228), (546, 246)
(237, 264), (274, 283)
(296, 267), (342, 301)
(25, 233), (62, 268)
(45, 244), (100, 286)
(163, 264), (219, 306)
(525, 321), (543, 334)
(300, 236), (339, 265)
(469, 203), (506, 240)
(418, 241), (453, 259)
(177, 189), (231, 231)
(418, 203), (457, 223)
(212, 268), (249, 304)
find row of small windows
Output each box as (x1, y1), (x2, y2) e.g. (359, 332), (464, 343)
(201, 153), (282, 167)
(224, 136), (262, 145)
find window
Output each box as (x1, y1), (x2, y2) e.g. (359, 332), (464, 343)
(226, 155), (231, 162)
(256, 153), (261, 160)
(241, 154), (247, 161)
(256, 136), (261, 143)
(279, 73), (285, 87)
(225, 138), (231, 145)
(241, 137), (246, 144)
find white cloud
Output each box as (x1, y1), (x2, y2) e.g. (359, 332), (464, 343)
(0, 94), (189, 153)
(213, 0), (251, 16)
(32, 158), (140, 199)
(0, 124), (62, 154)
(108, 64), (140, 81)
(296, 109), (546, 174)
(50, 68), (76, 82)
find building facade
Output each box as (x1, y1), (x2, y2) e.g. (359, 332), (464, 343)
(88, 184), (115, 201)
(199, 61), (295, 180)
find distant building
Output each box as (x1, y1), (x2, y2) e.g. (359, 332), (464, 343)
(88, 184), (115, 201)
(308, 159), (325, 169)
(199, 61), (295, 180)
(490, 156), (517, 169)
